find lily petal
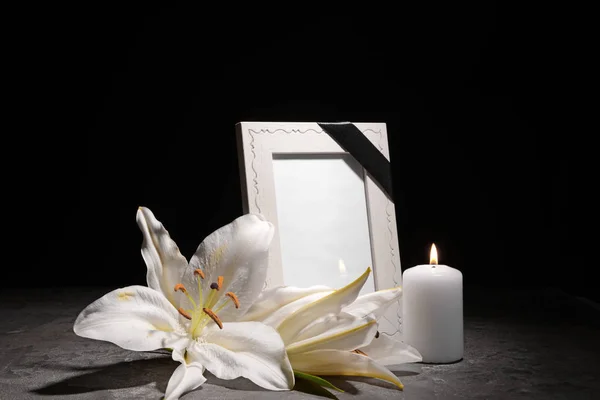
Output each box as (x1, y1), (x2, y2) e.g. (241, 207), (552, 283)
(292, 311), (374, 343)
(242, 285), (332, 322)
(73, 285), (187, 352)
(277, 267), (371, 343)
(164, 349), (207, 400)
(343, 287), (403, 320)
(191, 322), (294, 391)
(286, 314), (378, 355)
(360, 334), (423, 366)
(187, 214), (274, 320)
(289, 349), (404, 390)
(136, 207), (189, 307)
(254, 291), (333, 328)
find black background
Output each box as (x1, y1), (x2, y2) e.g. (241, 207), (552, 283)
(7, 4), (591, 301)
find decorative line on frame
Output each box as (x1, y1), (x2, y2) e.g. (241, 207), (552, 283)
(249, 131), (261, 214)
(248, 127), (382, 135)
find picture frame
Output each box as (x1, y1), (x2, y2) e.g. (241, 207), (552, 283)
(235, 121), (403, 338)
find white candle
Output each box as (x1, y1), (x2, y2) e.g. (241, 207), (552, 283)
(402, 244), (463, 363)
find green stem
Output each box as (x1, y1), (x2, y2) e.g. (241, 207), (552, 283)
(294, 370), (344, 392)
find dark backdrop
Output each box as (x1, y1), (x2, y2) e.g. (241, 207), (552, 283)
(8, 4), (589, 301)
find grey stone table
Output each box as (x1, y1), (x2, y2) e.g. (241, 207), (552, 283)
(1, 286), (599, 400)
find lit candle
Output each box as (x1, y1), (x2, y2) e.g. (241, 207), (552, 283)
(402, 244), (463, 363)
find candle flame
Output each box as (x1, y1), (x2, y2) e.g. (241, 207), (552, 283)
(338, 259), (347, 276)
(430, 244), (438, 265)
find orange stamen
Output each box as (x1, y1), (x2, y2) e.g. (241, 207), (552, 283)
(178, 308), (192, 320)
(174, 283), (186, 293)
(225, 292), (240, 308)
(194, 269), (205, 279)
(203, 308), (223, 329)
(217, 276), (224, 290)
(353, 349), (368, 356)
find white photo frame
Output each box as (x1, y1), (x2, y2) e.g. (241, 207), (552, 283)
(235, 121), (403, 338)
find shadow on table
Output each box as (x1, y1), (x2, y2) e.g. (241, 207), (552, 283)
(29, 356), (422, 399)
(28, 357), (270, 396)
(29, 356), (174, 395)
(203, 373), (266, 392)
(28, 357), (343, 397)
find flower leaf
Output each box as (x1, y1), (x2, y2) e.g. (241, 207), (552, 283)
(294, 370), (344, 392)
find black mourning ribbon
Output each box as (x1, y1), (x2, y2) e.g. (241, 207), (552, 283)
(317, 122), (394, 202)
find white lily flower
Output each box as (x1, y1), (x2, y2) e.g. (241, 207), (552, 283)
(74, 207), (294, 400)
(242, 267), (422, 390)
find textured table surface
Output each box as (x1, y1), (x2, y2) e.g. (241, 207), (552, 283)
(1, 286), (599, 400)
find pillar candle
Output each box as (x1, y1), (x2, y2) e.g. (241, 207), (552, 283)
(402, 244), (463, 363)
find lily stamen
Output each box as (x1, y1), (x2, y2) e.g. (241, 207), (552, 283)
(196, 273), (204, 309)
(194, 269), (205, 279)
(175, 275), (241, 337)
(225, 292), (240, 308)
(174, 283), (197, 308)
(205, 283), (219, 310)
(203, 308), (223, 329)
(214, 290), (241, 314)
(178, 308), (192, 320)
(209, 276), (224, 291)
